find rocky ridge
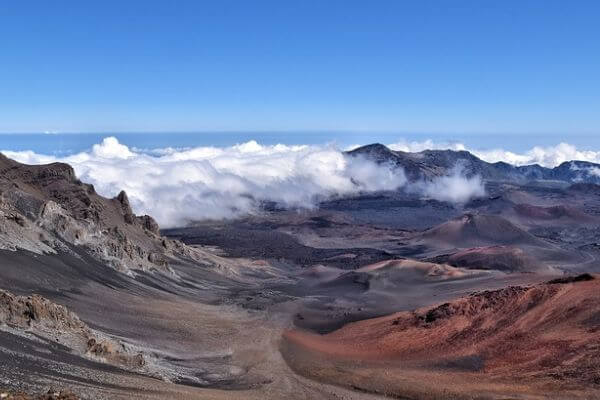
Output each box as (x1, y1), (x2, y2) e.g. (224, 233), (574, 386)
(348, 143), (600, 183)
(0, 153), (205, 273)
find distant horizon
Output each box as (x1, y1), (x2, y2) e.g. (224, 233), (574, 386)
(0, 131), (599, 156)
(3, 133), (600, 227)
(2, 131), (600, 165)
(0, 129), (600, 137)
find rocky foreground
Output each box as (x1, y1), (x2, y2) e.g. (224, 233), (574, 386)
(0, 389), (79, 400)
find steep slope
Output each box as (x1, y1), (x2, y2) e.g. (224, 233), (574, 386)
(283, 275), (600, 399)
(0, 153), (200, 273)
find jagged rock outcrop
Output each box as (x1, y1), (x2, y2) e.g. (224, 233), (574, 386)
(0, 153), (205, 273)
(137, 214), (160, 235)
(0, 389), (79, 400)
(116, 190), (136, 224)
(0, 289), (145, 369)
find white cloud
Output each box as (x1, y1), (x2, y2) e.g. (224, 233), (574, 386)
(473, 143), (600, 167)
(4, 137), (599, 227)
(91, 136), (134, 159)
(569, 162), (600, 179)
(1, 150), (56, 165)
(388, 139), (600, 168)
(411, 165), (486, 203)
(3, 138), (407, 227)
(388, 139), (467, 153)
(588, 167), (600, 177)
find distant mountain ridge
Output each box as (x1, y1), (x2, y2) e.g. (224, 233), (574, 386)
(347, 143), (600, 184)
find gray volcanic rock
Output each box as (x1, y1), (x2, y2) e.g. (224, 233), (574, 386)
(137, 214), (161, 235)
(0, 289), (88, 333)
(0, 388), (80, 400)
(116, 190), (136, 224)
(347, 143), (600, 184)
(0, 153), (203, 273)
(0, 289), (145, 369)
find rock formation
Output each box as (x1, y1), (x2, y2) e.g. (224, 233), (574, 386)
(0, 153), (205, 273)
(0, 289), (145, 369)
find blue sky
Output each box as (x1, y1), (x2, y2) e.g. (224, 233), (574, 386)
(1, 0), (599, 137)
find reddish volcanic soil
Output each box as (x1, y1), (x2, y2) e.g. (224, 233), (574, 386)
(282, 275), (600, 399)
(443, 245), (541, 272)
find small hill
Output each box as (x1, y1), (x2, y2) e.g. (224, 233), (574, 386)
(432, 245), (541, 272)
(356, 259), (471, 281)
(419, 213), (541, 248)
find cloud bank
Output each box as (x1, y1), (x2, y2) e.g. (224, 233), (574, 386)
(5, 137), (597, 227)
(388, 140), (600, 168)
(3, 138), (409, 227)
(413, 165), (486, 203)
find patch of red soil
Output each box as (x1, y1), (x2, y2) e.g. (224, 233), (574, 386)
(357, 259), (470, 279)
(285, 275), (600, 389)
(444, 245), (540, 272)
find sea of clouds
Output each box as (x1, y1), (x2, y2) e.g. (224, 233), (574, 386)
(5, 138), (410, 226)
(2, 137), (599, 227)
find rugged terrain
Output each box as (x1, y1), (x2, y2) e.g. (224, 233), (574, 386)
(2, 144), (600, 399)
(283, 275), (600, 399)
(0, 153), (210, 273)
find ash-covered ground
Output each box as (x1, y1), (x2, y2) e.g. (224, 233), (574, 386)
(2, 147), (600, 399)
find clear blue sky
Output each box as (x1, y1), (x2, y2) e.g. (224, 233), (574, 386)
(1, 0), (599, 136)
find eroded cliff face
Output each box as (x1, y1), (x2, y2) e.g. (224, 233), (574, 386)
(0, 153), (203, 273)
